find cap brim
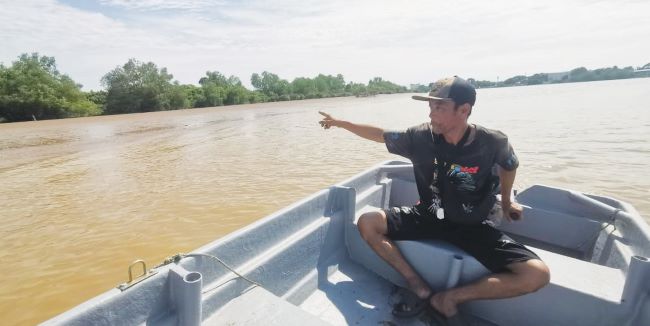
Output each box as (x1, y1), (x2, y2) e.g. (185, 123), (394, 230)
(411, 95), (452, 102)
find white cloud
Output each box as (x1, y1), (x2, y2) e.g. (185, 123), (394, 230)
(1, 0), (649, 90)
(99, 0), (220, 11)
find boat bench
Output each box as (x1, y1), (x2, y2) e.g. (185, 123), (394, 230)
(346, 205), (628, 325)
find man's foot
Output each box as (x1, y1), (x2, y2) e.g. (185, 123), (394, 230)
(405, 276), (432, 299)
(392, 277), (433, 318)
(392, 292), (430, 318)
(430, 291), (460, 318)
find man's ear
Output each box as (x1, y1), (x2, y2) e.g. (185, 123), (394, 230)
(460, 103), (472, 117)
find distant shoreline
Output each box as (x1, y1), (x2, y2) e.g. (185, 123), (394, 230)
(467, 65), (650, 89)
(4, 78), (650, 125)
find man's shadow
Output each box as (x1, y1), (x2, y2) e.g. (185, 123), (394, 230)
(315, 256), (403, 325)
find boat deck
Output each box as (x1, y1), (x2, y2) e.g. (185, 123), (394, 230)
(206, 256), (499, 326)
(300, 259), (400, 325)
(299, 258), (499, 326)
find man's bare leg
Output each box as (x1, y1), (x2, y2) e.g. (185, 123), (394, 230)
(357, 211), (432, 299)
(430, 259), (550, 317)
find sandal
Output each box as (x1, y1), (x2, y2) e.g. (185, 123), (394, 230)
(392, 292), (433, 318)
(424, 306), (470, 326)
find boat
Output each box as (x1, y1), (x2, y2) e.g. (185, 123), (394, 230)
(43, 161), (650, 325)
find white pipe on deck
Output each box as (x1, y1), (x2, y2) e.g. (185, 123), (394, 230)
(170, 265), (203, 326)
(446, 255), (464, 289)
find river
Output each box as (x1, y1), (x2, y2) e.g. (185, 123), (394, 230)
(1, 78), (648, 325)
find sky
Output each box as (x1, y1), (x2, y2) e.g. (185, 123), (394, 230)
(1, 0), (649, 90)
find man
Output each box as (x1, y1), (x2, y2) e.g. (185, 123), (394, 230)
(318, 76), (550, 319)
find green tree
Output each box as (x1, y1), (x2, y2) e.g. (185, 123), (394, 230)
(248, 91), (267, 103)
(291, 77), (317, 97)
(227, 76), (242, 86)
(312, 74), (346, 97)
(367, 77), (406, 94)
(168, 82), (189, 109)
(314, 74), (330, 95)
(568, 67), (592, 82)
(409, 84), (430, 92)
(201, 83), (226, 106)
(502, 75), (527, 86)
(250, 71), (290, 98)
(333, 74), (346, 94)
(224, 85), (250, 105)
(101, 59), (184, 114)
(474, 80), (496, 88)
(199, 71), (229, 87)
(179, 84), (204, 108)
(198, 71), (251, 106)
(85, 90), (107, 107)
(346, 82), (368, 96)
(251, 71), (406, 100)
(527, 73), (548, 85)
(0, 53), (100, 122)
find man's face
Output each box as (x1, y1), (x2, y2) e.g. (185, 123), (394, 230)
(428, 99), (464, 134)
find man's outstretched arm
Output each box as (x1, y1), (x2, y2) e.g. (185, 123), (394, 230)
(319, 111), (384, 143)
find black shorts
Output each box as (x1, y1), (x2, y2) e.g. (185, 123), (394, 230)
(383, 205), (541, 273)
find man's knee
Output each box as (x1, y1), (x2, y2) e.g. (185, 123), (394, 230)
(510, 259), (551, 293)
(357, 211), (387, 242)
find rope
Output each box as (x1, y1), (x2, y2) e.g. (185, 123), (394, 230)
(576, 208), (620, 250)
(155, 252), (263, 293)
(184, 253), (263, 288)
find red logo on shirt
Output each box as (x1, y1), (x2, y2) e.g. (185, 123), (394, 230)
(450, 164), (479, 174)
(461, 166), (479, 174)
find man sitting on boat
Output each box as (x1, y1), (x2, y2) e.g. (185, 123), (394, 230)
(318, 76), (550, 319)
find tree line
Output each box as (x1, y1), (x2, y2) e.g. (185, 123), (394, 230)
(468, 64), (650, 88)
(0, 53), (407, 122)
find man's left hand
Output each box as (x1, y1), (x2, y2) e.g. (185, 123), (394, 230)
(502, 200), (523, 222)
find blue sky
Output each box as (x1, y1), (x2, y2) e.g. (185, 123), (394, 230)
(1, 0), (649, 90)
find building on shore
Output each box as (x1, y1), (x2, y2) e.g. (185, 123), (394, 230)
(634, 68), (650, 77)
(547, 71), (569, 82)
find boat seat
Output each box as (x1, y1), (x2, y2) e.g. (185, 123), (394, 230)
(346, 205), (492, 290)
(346, 205), (629, 325)
(204, 286), (331, 325)
(463, 245), (627, 325)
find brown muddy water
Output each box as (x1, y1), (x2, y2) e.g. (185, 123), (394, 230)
(1, 78), (649, 325)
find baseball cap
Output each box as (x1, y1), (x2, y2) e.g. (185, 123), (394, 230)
(412, 76), (476, 106)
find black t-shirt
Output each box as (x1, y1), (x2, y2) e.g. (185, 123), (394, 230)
(383, 123), (519, 225)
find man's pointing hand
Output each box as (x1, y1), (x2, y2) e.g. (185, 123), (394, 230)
(319, 111), (341, 129)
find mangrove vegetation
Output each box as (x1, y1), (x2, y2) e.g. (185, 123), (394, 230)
(0, 53), (407, 122)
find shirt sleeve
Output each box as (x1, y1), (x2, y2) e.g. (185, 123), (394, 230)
(495, 136), (519, 171)
(383, 129), (414, 159)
